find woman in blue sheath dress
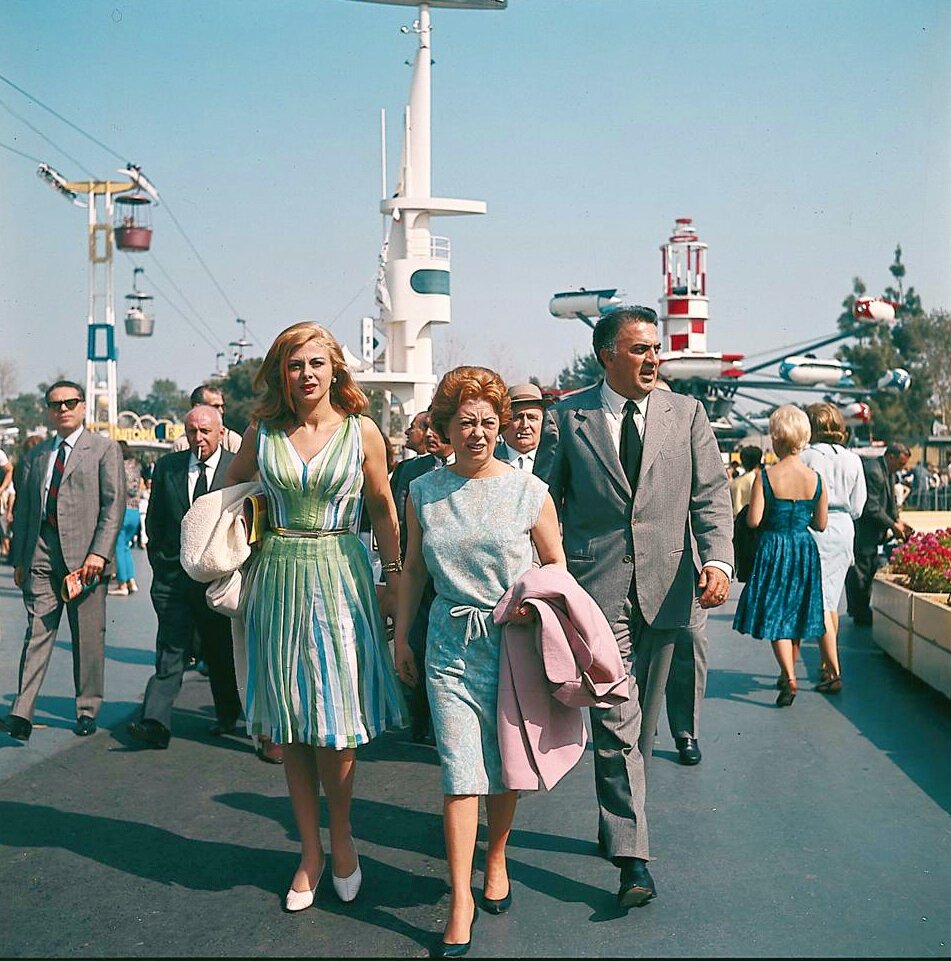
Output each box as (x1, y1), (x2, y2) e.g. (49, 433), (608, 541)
(394, 367), (565, 958)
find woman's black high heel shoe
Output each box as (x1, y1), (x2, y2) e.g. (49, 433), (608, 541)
(431, 904), (478, 958)
(482, 884), (512, 915)
(776, 676), (798, 707)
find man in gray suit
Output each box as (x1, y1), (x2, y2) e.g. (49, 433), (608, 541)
(535, 306), (733, 908)
(2, 381), (124, 741)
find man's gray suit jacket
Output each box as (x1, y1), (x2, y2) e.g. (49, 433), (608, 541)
(11, 430), (125, 576)
(534, 384), (733, 630)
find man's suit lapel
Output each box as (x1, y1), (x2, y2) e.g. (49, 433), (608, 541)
(209, 453), (231, 494)
(571, 391), (630, 497)
(882, 458), (897, 519)
(638, 391), (673, 484)
(173, 454), (191, 515)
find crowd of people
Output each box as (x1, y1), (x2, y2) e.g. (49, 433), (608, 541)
(0, 310), (931, 957)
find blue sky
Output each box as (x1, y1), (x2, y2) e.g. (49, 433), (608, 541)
(1, 0), (948, 415)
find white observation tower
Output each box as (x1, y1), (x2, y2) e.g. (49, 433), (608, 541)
(352, 0), (506, 418)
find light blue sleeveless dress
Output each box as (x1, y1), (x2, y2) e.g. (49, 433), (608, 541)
(733, 468), (825, 641)
(243, 417), (406, 748)
(409, 468), (548, 795)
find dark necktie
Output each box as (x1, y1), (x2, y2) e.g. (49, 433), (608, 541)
(193, 462), (209, 502)
(45, 441), (69, 528)
(619, 401), (643, 490)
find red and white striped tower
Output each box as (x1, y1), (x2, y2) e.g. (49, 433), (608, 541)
(660, 217), (708, 352)
(658, 216), (743, 381)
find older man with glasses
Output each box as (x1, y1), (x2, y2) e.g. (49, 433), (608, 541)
(1, 381), (125, 742)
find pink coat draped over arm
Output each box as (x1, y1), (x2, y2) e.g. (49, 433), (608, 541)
(493, 565), (629, 791)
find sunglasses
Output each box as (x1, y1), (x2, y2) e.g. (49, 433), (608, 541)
(47, 398), (83, 411)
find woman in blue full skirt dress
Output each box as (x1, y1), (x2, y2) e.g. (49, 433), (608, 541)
(227, 322), (406, 913)
(733, 405), (828, 707)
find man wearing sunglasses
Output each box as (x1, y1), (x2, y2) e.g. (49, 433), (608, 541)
(2, 381), (125, 742)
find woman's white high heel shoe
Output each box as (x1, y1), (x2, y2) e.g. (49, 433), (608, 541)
(285, 862), (324, 912)
(332, 857), (362, 902)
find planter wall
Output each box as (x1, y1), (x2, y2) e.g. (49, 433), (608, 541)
(870, 576), (914, 670)
(911, 594), (951, 699)
(871, 576), (951, 698)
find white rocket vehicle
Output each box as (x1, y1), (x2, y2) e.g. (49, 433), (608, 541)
(877, 367), (912, 392)
(778, 355), (854, 387)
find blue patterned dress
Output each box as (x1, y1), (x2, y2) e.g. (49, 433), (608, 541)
(243, 417), (406, 747)
(733, 468), (825, 641)
(409, 468), (548, 795)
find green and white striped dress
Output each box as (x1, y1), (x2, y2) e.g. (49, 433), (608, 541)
(243, 416), (406, 748)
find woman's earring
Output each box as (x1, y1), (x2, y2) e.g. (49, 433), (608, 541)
(331, 376), (338, 384)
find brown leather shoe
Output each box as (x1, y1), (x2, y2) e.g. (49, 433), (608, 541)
(256, 739), (283, 764)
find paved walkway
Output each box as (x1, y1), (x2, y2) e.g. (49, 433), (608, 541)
(0, 556), (948, 958)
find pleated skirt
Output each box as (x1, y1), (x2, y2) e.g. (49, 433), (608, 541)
(244, 531), (406, 748)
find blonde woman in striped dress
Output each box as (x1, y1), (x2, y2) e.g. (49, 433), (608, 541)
(227, 322), (406, 913)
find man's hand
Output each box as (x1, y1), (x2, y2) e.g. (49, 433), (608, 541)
(81, 553), (106, 587)
(14, 566), (24, 588)
(893, 520), (914, 542)
(698, 566), (730, 609)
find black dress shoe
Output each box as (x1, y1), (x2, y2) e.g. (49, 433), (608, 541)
(208, 719), (238, 736)
(675, 736), (702, 766)
(617, 858), (657, 909)
(1, 714), (32, 741)
(481, 885), (512, 915)
(74, 716), (97, 737)
(127, 718), (171, 749)
(431, 905), (478, 958)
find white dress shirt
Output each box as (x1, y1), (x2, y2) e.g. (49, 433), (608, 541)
(42, 426), (84, 516)
(187, 445), (222, 504)
(501, 443), (537, 471)
(600, 380), (648, 454)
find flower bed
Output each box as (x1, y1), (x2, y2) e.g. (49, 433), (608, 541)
(887, 527), (951, 598)
(872, 530), (951, 698)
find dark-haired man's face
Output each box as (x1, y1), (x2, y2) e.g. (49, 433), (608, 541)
(601, 321), (661, 400)
(46, 386), (86, 436)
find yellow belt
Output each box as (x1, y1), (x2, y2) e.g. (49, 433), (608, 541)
(270, 527), (350, 539)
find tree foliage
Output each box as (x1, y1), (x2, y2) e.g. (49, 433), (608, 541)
(835, 246), (937, 441)
(139, 379), (189, 422)
(214, 358), (263, 435)
(557, 352), (602, 391)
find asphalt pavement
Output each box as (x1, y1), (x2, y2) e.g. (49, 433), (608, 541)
(0, 554), (948, 958)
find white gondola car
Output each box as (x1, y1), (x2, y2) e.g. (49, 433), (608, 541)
(124, 268), (155, 337)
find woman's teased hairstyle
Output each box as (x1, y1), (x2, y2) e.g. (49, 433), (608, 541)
(805, 402), (847, 445)
(252, 322), (368, 427)
(430, 366), (512, 442)
(769, 404), (811, 456)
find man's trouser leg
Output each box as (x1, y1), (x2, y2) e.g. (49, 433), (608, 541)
(590, 594), (651, 862)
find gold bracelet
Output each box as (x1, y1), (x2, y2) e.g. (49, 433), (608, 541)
(381, 560), (403, 574)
